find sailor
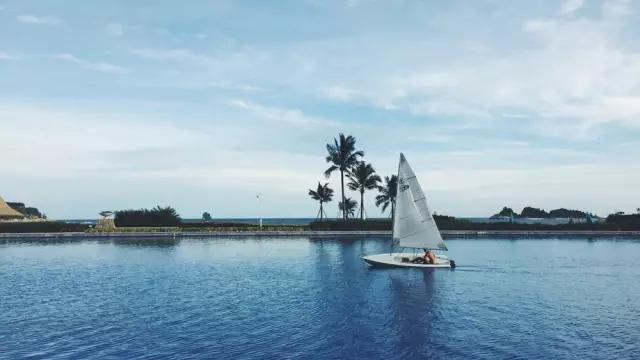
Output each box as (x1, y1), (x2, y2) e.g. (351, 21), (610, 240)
(412, 248), (430, 264)
(425, 250), (437, 264)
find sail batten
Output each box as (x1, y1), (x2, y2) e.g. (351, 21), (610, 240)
(392, 154), (447, 251)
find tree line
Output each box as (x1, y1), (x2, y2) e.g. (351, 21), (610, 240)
(115, 206), (182, 227)
(491, 206), (596, 219)
(308, 133), (398, 221)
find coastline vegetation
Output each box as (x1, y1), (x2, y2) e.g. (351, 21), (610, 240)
(316, 133), (396, 221)
(338, 197), (358, 219)
(324, 134), (364, 219)
(3, 214), (640, 234)
(0, 221), (89, 233)
(308, 215), (640, 231)
(375, 175), (398, 218)
(7, 202), (45, 219)
(115, 206), (182, 227)
(308, 183), (334, 221)
(492, 206), (595, 219)
(347, 161), (381, 220)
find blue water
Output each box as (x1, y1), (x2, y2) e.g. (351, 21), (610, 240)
(1, 236), (639, 359)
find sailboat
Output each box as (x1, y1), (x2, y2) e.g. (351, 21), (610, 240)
(362, 153), (455, 268)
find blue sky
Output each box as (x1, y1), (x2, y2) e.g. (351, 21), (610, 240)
(1, 0), (639, 219)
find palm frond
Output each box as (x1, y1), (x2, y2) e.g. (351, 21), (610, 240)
(324, 165), (338, 178)
(375, 174), (398, 215)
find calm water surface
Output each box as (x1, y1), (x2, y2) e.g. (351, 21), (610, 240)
(1, 236), (639, 359)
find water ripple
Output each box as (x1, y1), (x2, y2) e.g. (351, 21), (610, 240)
(1, 237), (640, 359)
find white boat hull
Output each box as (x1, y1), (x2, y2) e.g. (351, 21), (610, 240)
(362, 252), (454, 268)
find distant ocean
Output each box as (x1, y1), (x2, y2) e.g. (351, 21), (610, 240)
(61, 217), (591, 226)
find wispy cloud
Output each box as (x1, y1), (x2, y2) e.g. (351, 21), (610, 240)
(51, 53), (129, 74)
(2, 1), (640, 217)
(317, 2), (640, 139)
(228, 99), (339, 127)
(603, 0), (632, 19)
(105, 22), (124, 36)
(0, 51), (18, 60)
(131, 48), (221, 67)
(17, 14), (61, 25)
(560, 0), (585, 16)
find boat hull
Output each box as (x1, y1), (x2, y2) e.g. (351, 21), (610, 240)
(362, 253), (453, 268)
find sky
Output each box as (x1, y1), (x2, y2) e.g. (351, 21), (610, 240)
(1, 0), (639, 219)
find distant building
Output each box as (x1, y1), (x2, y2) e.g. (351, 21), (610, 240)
(0, 196), (26, 220)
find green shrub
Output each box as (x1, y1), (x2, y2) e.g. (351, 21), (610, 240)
(115, 206), (181, 227)
(309, 219), (391, 231)
(309, 216), (625, 231)
(606, 214), (640, 230)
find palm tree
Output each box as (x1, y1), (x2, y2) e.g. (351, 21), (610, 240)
(376, 175), (398, 218)
(324, 133), (364, 219)
(339, 197), (358, 219)
(347, 161), (381, 220)
(308, 182), (334, 221)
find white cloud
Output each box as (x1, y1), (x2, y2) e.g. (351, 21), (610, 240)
(3, 1), (640, 217)
(105, 22), (124, 36)
(17, 14), (60, 25)
(227, 99), (339, 127)
(51, 53), (129, 74)
(603, 0), (631, 18)
(560, 0), (585, 15)
(0, 51), (18, 60)
(315, 4), (640, 138)
(0, 98), (638, 218)
(0, 101), (340, 217)
(132, 48), (216, 65)
(0, 103), (201, 178)
(207, 81), (263, 92)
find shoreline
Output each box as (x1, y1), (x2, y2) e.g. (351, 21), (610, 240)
(1, 230), (639, 239)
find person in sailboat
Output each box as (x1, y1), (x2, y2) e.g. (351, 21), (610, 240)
(425, 250), (437, 264)
(412, 249), (436, 264)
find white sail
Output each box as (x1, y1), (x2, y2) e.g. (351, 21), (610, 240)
(392, 153), (447, 251)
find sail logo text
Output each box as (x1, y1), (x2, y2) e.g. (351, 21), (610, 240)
(399, 177), (410, 192)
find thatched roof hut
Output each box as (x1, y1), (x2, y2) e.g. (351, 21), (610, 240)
(0, 196), (25, 220)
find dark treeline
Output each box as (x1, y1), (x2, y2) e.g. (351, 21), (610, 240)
(493, 206), (593, 218)
(308, 219), (392, 231)
(114, 206), (182, 227)
(7, 202), (45, 219)
(309, 215), (640, 231)
(182, 222), (254, 229)
(0, 222), (88, 233)
(3, 216), (639, 233)
(606, 214), (640, 230)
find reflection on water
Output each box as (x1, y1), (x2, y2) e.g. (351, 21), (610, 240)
(1, 236), (639, 359)
(109, 237), (182, 248)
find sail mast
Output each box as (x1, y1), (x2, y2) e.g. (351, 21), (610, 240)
(390, 153), (402, 255)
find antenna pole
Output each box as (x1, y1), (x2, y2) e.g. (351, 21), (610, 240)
(256, 193), (263, 230)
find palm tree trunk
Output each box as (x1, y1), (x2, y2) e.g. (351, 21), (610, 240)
(340, 169), (345, 220)
(360, 190), (364, 220)
(320, 202), (323, 221)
